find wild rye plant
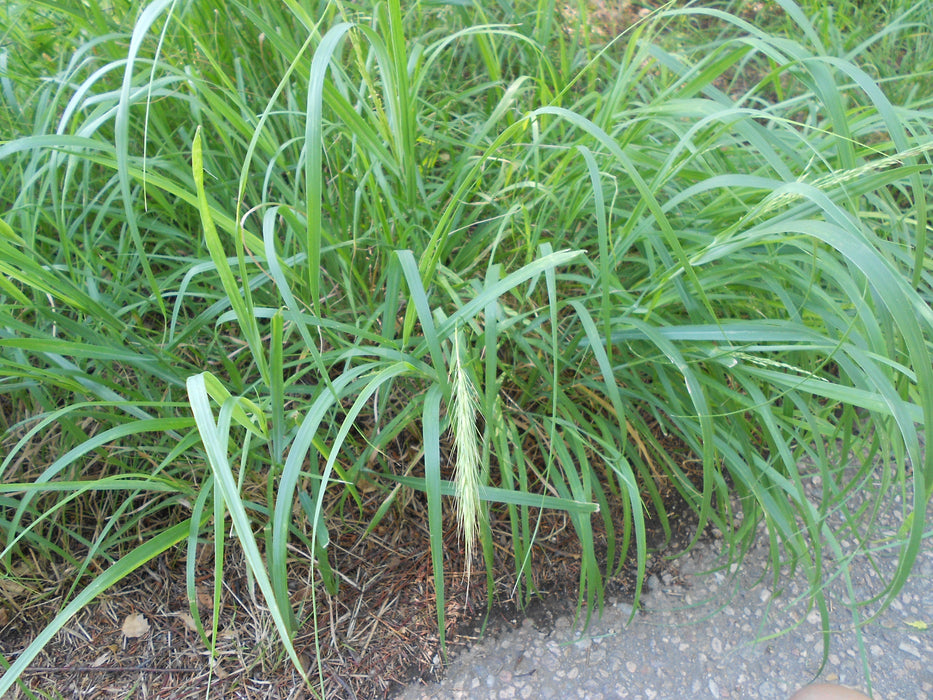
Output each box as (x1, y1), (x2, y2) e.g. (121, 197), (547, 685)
(0, 0), (931, 695)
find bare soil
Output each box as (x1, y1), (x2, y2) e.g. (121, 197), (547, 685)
(1, 440), (703, 700)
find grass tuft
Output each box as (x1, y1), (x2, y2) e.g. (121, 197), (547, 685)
(0, 0), (931, 696)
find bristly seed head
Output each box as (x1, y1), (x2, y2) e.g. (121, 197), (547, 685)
(451, 331), (484, 577)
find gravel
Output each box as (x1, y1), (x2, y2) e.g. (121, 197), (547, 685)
(399, 470), (933, 700)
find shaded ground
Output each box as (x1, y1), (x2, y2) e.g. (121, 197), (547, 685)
(0, 435), (704, 700)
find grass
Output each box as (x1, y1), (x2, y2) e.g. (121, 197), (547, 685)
(0, 0), (931, 696)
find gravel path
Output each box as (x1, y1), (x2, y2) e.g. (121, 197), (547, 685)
(400, 471), (933, 699)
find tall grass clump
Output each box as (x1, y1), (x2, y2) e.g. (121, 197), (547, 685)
(0, 0), (931, 694)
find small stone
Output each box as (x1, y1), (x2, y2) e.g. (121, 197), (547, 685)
(626, 661), (637, 673)
(759, 680), (776, 696)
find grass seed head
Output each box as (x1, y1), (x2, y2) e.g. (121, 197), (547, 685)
(451, 332), (484, 573)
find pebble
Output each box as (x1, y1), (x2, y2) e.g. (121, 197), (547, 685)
(898, 642), (923, 659)
(759, 680), (777, 696)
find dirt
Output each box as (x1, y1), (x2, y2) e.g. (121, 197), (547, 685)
(1, 448), (706, 700)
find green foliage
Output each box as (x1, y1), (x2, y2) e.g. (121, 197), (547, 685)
(1, 0), (931, 694)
